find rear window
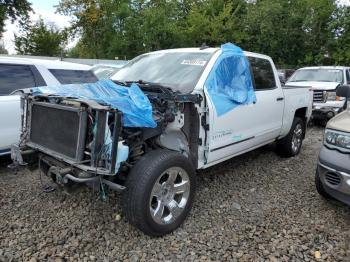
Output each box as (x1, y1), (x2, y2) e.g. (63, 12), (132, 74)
(248, 57), (276, 90)
(49, 69), (98, 84)
(0, 64), (36, 95)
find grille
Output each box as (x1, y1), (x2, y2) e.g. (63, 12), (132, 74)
(325, 172), (341, 186)
(29, 103), (86, 160)
(313, 90), (325, 103)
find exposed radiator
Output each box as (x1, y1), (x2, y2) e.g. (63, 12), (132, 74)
(29, 102), (87, 161)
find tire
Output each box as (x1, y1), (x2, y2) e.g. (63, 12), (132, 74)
(315, 168), (333, 200)
(277, 117), (305, 157)
(122, 149), (196, 236)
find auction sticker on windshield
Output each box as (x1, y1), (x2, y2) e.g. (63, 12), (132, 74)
(181, 60), (207, 66)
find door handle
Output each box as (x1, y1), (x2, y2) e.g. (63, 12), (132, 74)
(276, 97), (284, 101)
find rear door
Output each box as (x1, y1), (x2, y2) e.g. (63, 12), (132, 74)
(205, 55), (284, 164)
(0, 64), (45, 153)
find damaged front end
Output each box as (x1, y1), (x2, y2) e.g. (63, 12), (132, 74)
(12, 81), (202, 192)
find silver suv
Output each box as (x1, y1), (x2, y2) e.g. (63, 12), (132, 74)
(316, 85), (350, 205)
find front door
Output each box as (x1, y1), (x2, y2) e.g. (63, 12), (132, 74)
(206, 55), (284, 164)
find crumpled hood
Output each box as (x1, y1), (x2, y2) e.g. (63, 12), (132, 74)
(327, 110), (350, 133)
(286, 81), (340, 90)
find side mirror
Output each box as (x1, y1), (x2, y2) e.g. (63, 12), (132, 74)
(278, 75), (285, 85)
(336, 85), (350, 110)
(336, 85), (350, 98)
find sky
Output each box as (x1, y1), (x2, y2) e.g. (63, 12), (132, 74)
(3, 0), (71, 54)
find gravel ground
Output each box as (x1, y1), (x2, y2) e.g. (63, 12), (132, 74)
(1, 126), (350, 262)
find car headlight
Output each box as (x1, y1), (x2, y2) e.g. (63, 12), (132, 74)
(325, 129), (350, 150)
(327, 91), (343, 101)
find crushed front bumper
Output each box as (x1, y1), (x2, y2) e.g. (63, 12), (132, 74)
(317, 146), (350, 205)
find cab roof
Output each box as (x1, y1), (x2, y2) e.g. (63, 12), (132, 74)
(297, 66), (350, 70)
(0, 56), (92, 70)
(140, 47), (273, 61)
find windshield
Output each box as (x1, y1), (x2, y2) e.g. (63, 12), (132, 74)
(93, 66), (121, 79)
(288, 69), (344, 83)
(111, 52), (214, 93)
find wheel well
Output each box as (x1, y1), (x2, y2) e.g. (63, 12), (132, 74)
(295, 107), (307, 138)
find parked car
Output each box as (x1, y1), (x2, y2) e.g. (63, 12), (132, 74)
(0, 57), (98, 156)
(286, 66), (350, 124)
(315, 84), (350, 205)
(12, 44), (313, 236)
(91, 63), (126, 79)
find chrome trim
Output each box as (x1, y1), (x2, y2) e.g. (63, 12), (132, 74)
(319, 162), (350, 177)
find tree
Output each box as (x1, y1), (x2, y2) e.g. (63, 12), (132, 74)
(183, 0), (247, 47)
(0, 0), (32, 37)
(242, 0), (338, 66)
(57, 0), (350, 66)
(14, 18), (66, 56)
(57, 0), (130, 59)
(329, 5), (350, 65)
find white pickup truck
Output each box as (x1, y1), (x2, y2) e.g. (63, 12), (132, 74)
(287, 66), (350, 124)
(0, 57), (98, 156)
(13, 44), (313, 236)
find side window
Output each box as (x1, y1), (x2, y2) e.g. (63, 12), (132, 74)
(247, 57), (276, 90)
(346, 69), (350, 84)
(49, 69), (98, 84)
(0, 64), (36, 95)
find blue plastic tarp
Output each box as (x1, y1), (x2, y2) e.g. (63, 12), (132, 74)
(32, 79), (156, 128)
(205, 43), (256, 116)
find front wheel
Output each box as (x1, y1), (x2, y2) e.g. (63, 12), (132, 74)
(122, 149), (196, 236)
(277, 117), (305, 157)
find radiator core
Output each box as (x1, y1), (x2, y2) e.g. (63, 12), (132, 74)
(29, 103), (86, 161)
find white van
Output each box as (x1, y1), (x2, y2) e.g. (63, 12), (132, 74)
(0, 57), (98, 155)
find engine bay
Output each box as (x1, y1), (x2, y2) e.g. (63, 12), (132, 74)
(14, 82), (202, 188)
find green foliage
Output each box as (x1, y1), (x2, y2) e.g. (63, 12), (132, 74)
(57, 0), (350, 66)
(14, 18), (66, 56)
(329, 5), (350, 65)
(0, 0), (32, 37)
(184, 0), (247, 47)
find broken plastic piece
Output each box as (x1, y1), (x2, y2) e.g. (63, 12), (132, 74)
(10, 144), (27, 167)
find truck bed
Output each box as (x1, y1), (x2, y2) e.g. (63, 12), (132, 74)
(280, 86), (313, 138)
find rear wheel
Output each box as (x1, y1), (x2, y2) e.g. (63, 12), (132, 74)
(123, 149), (196, 236)
(277, 117), (305, 157)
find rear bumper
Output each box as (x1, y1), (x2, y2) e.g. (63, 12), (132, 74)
(317, 146), (350, 205)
